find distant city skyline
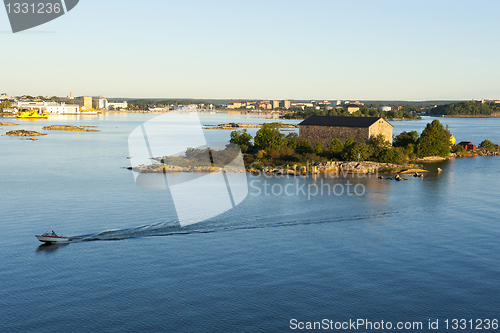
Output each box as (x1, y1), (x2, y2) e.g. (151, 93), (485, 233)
(1, 0), (500, 100)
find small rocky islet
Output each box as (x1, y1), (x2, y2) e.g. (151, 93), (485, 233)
(203, 123), (297, 130)
(0, 122), (19, 126)
(42, 125), (99, 132)
(5, 129), (47, 137)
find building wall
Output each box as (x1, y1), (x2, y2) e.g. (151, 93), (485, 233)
(299, 120), (393, 150)
(368, 119), (393, 143)
(107, 101), (128, 109)
(299, 125), (370, 151)
(347, 106), (359, 114)
(280, 100), (290, 109)
(46, 105), (80, 113)
(80, 96), (92, 110)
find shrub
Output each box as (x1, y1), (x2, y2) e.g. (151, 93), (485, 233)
(479, 139), (495, 150)
(341, 142), (370, 161)
(344, 137), (355, 148)
(394, 131), (419, 147)
(330, 139), (343, 154)
(451, 144), (465, 153)
(376, 147), (407, 165)
(315, 142), (323, 154)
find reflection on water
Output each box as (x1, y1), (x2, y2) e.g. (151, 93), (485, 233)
(36, 242), (69, 254)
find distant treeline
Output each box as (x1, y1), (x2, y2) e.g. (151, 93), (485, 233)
(430, 101), (500, 116)
(283, 107), (421, 120)
(127, 99), (212, 109)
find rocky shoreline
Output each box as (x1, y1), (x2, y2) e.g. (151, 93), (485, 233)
(249, 161), (427, 175)
(413, 149), (500, 162)
(0, 122), (18, 126)
(129, 160), (427, 175)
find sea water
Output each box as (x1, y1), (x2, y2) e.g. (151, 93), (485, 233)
(1, 114), (500, 332)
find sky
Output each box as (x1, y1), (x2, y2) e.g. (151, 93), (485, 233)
(1, 0), (500, 100)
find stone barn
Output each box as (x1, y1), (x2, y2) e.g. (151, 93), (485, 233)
(298, 116), (393, 151)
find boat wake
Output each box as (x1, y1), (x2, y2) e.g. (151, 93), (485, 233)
(66, 210), (393, 243)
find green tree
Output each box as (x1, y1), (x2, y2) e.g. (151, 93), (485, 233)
(0, 100), (12, 111)
(376, 147), (407, 164)
(315, 142), (323, 154)
(417, 120), (451, 157)
(370, 134), (390, 156)
(479, 139), (495, 150)
(330, 139), (343, 154)
(285, 132), (299, 150)
(92, 100), (98, 110)
(254, 123), (286, 152)
(230, 129), (253, 153)
(344, 137), (355, 148)
(394, 131), (419, 147)
(341, 142), (370, 161)
(295, 139), (313, 154)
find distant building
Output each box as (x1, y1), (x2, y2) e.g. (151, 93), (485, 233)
(336, 100), (342, 106)
(347, 105), (360, 114)
(0, 93), (14, 101)
(299, 116), (393, 151)
(16, 100), (80, 113)
(380, 106), (392, 112)
(272, 100), (280, 109)
(280, 100), (291, 109)
(97, 96), (108, 110)
(46, 104), (80, 114)
(458, 141), (476, 151)
(80, 96), (92, 110)
(227, 102), (242, 109)
(107, 101), (128, 110)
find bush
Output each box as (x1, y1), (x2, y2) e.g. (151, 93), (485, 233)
(376, 147), (407, 165)
(451, 144), (465, 153)
(394, 131), (419, 147)
(344, 137), (355, 148)
(341, 142), (370, 161)
(330, 139), (343, 154)
(295, 139), (313, 154)
(315, 142), (323, 154)
(479, 139), (495, 150)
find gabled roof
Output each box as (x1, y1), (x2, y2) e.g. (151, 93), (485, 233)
(299, 115), (392, 128)
(458, 141), (473, 145)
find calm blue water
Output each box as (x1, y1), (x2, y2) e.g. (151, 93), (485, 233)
(1, 114), (500, 332)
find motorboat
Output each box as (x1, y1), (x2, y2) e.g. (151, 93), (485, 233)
(36, 231), (69, 243)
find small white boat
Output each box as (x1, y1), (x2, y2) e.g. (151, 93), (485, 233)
(36, 231), (69, 243)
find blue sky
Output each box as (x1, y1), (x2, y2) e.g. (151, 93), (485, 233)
(1, 0), (500, 100)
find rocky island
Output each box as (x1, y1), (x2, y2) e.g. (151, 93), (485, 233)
(203, 123), (297, 130)
(42, 125), (99, 132)
(0, 122), (18, 126)
(6, 130), (47, 137)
